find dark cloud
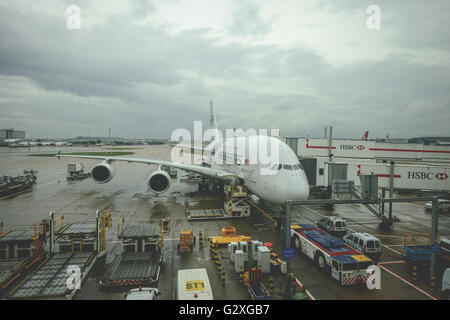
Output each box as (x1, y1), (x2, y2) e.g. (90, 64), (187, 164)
(316, 0), (450, 50)
(229, 1), (272, 36)
(0, 1), (449, 140)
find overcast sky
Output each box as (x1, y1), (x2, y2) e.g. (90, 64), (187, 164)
(0, 0), (449, 139)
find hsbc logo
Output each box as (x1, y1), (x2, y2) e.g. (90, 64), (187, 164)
(340, 144), (365, 151)
(435, 173), (449, 181)
(408, 171), (448, 181)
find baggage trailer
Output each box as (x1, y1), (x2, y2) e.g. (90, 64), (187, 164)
(291, 224), (373, 286)
(247, 268), (270, 300)
(9, 251), (97, 300)
(101, 252), (162, 287)
(402, 234), (437, 272)
(0, 170), (38, 197)
(101, 224), (163, 287)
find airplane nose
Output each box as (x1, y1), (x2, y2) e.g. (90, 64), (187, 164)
(283, 175), (309, 201)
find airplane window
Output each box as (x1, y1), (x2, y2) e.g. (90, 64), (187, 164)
(278, 164), (283, 170)
(284, 165), (293, 170)
(292, 165), (300, 170)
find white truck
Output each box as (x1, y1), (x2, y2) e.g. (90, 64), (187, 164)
(125, 287), (160, 300)
(343, 232), (381, 260)
(316, 216), (347, 237)
(442, 268), (450, 299)
(424, 199), (450, 212)
(177, 268), (214, 300)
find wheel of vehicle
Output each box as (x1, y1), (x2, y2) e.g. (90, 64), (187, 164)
(316, 253), (326, 269)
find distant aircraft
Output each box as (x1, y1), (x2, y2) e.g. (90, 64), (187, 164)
(57, 105), (309, 205)
(361, 131), (369, 141)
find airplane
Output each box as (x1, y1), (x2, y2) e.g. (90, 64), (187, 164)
(56, 105), (310, 205)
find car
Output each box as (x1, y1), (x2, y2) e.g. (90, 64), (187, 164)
(317, 216), (347, 237)
(424, 199), (450, 212)
(125, 287), (160, 300)
(343, 232), (381, 260)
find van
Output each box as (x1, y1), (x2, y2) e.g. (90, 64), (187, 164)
(343, 232), (381, 260)
(442, 268), (450, 299)
(177, 268), (213, 300)
(440, 237), (450, 256)
(424, 199), (450, 212)
(125, 287), (160, 300)
(317, 216), (347, 237)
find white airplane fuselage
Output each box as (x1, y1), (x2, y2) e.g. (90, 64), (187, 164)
(209, 135), (310, 204)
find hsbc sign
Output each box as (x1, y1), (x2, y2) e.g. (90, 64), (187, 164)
(340, 144), (366, 151)
(435, 172), (449, 180)
(408, 171), (448, 181)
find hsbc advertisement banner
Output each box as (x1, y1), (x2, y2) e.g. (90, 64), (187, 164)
(347, 163), (450, 191)
(298, 139), (450, 162)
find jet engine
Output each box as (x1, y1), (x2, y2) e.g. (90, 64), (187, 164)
(147, 170), (171, 194)
(91, 162), (114, 184)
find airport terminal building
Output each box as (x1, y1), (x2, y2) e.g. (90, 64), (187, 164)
(0, 129), (25, 140)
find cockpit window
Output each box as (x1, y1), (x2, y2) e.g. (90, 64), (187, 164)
(277, 164), (304, 171)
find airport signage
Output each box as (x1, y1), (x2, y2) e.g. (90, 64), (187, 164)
(339, 144), (366, 151)
(282, 248), (296, 260)
(431, 244), (442, 254)
(407, 171), (449, 181)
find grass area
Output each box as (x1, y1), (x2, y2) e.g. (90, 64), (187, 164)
(29, 151), (135, 157)
(103, 147), (142, 150)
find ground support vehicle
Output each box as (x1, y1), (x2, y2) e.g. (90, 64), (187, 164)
(317, 216), (347, 237)
(247, 268), (270, 300)
(291, 224), (373, 286)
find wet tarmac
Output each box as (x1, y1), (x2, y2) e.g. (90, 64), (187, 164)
(0, 145), (449, 300)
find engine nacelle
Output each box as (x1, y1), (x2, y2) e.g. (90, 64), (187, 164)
(91, 163), (114, 184)
(147, 170), (171, 194)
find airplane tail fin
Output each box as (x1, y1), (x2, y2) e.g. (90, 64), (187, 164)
(205, 100), (221, 154)
(361, 131), (369, 141)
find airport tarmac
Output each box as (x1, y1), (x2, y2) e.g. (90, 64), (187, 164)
(0, 145), (449, 300)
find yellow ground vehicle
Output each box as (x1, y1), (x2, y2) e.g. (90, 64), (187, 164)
(209, 226), (251, 246)
(178, 229), (194, 253)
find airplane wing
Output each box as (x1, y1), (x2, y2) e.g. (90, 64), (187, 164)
(56, 153), (242, 183)
(170, 144), (210, 154)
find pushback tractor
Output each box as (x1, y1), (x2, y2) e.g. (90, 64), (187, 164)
(291, 224), (373, 286)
